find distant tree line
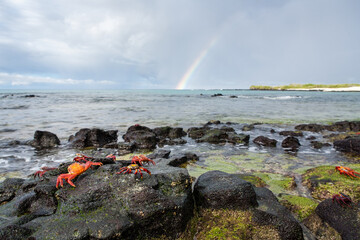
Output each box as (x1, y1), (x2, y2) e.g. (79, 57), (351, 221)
(250, 83), (360, 90)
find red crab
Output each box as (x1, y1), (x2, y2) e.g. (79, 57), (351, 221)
(34, 167), (57, 179)
(117, 164), (151, 178)
(105, 154), (116, 161)
(332, 192), (353, 207)
(56, 161), (103, 188)
(131, 155), (155, 166)
(73, 153), (93, 163)
(335, 166), (360, 179)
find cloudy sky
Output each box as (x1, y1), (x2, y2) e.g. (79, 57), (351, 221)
(0, 0), (359, 89)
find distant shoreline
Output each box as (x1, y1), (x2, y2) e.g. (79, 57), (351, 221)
(250, 84), (360, 92)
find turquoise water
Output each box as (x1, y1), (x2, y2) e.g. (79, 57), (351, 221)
(0, 89), (359, 182)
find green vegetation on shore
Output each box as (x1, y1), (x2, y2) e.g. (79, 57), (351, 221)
(250, 83), (360, 90)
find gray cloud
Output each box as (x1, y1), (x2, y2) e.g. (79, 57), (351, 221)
(0, 0), (359, 89)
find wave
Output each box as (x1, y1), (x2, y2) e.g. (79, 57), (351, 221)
(0, 128), (17, 133)
(263, 96), (302, 100)
(234, 95), (303, 100)
(0, 105), (29, 110)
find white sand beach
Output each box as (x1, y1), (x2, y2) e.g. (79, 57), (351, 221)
(287, 86), (360, 92)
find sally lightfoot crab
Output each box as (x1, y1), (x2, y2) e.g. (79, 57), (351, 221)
(117, 164), (151, 178)
(56, 160), (103, 188)
(332, 192), (353, 207)
(335, 166), (360, 179)
(131, 154), (155, 166)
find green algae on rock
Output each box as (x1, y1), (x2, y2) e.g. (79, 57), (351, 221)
(280, 195), (318, 221)
(302, 164), (360, 201)
(302, 213), (342, 240)
(181, 209), (281, 240)
(252, 172), (296, 195)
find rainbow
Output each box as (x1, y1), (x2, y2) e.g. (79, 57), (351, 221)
(176, 36), (218, 89)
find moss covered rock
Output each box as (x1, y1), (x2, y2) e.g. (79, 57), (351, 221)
(183, 209), (282, 240)
(302, 165), (360, 201)
(279, 195), (318, 221)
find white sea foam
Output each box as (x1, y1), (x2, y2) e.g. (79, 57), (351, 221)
(263, 96), (302, 100)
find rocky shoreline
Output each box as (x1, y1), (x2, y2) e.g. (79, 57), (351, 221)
(1, 121), (360, 239)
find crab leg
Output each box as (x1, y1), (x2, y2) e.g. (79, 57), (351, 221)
(135, 169), (143, 178)
(140, 167), (151, 175)
(56, 173), (73, 188)
(117, 168), (127, 174)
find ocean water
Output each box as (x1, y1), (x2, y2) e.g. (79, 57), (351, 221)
(1, 89), (359, 193)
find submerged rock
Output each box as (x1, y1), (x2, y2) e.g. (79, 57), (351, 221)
(68, 128), (118, 148)
(30, 130), (60, 149)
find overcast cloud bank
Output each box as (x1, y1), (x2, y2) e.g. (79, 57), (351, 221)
(0, 0), (359, 89)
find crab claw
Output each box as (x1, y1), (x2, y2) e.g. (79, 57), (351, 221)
(106, 154), (116, 162)
(56, 173), (77, 188)
(34, 167), (56, 179)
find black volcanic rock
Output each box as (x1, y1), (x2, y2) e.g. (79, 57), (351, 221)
(295, 124), (325, 132)
(279, 131), (304, 137)
(194, 128), (249, 145)
(316, 199), (360, 239)
(253, 136), (277, 147)
(333, 137), (360, 155)
(281, 136), (301, 150)
(68, 128), (118, 148)
(30, 131), (60, 149)
(122, 125), (158, 150)
(0, 158), (194, 239)
(193, 170), (257, 210)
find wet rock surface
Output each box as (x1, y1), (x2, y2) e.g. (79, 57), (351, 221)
(191, 171), (304, 239)
(0, 155), (194, 239)
(282, 136), (301, 150)
(191, 127), (249, 145)
(316, 199), (360, 240)
(30, 130), (60, 149)
(253, 136), (277, 147)
(68, 128), (118, 148)
(122, 125), (158, 150)
(333, 136), (360, 155)
(279, 130), (304, 137)
(4, 120), (360, 239)
(295, 121), (360, 133)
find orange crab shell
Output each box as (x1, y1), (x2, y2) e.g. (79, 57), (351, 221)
(56, 161), (103, 188)
(131, 155), (155, 166)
